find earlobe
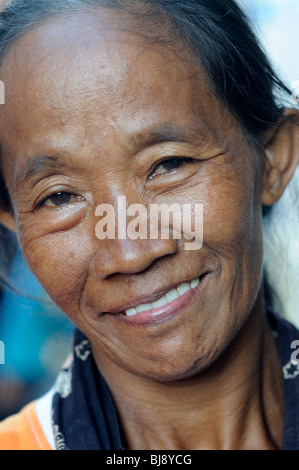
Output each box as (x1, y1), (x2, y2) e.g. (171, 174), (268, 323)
(261, 108), (299, 206)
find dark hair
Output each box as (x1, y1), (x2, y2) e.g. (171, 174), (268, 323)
(0, 0), (293, 304)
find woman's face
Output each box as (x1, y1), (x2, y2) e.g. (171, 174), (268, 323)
(0, 13), (266, 381)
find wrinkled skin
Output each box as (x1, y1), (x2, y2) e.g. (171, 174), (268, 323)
(0, 12), (298, 449)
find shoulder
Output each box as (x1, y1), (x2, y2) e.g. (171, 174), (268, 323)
(0, 391), (54, 450)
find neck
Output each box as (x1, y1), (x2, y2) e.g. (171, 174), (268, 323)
(94, 296), (284, 450)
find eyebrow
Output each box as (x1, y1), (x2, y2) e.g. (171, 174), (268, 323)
(14, 153), (74, 189)
(14, 123), (211, 188)
(129, 123), (208, 153)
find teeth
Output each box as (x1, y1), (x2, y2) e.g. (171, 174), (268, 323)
(151, 296), (169, 308)
(125, 278), (200, 317)
(190, 278), (199, 289)
(177, 283), (190, 296)
(166, 288), (179, 303)
(136, 303), (152, 313)
(126, 308), (137, 317)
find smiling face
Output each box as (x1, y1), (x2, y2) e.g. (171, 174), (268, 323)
(0, 11), (267, 381)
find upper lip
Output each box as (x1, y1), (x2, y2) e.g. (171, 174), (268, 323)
(102, 272), (208, 315)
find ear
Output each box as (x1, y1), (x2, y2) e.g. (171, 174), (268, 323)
(261, 108), (299, 206)
(0, 207), (16, 233)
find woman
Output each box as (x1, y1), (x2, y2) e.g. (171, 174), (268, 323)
(0, 0), (298, 450)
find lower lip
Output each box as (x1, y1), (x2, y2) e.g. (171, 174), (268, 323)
(111, 273), (209, 327)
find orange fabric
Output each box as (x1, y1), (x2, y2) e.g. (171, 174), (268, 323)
(0, 401), (52, 450)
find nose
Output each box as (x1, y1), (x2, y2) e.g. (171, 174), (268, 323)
(92, 187), (180, 278)
(93, 236), (178, 279)
(93, 192), (179, 279)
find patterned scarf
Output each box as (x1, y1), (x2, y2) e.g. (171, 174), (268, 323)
(51, 328), (124, 450)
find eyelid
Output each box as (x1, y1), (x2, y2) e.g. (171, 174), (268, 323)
(149, 156), (195, 179)
(35, 189), (83, 210)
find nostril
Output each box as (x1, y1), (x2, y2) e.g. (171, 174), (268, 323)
(93, 237), (178, 279)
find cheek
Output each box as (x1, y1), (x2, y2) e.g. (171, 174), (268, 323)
(154, 164), (260, 249)
(182, 156), (265, 316)
(18, 219), (94, 313)
(202, 162), (264, 310)
(202, 158), (262, 250)
(205, 186), (262, 269)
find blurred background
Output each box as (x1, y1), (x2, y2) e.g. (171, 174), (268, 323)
(0, 0), (299, 420)
(0, 239), (73, 420)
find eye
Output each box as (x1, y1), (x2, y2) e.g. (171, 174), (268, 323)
(150, 157), (194, 178)
(37, 191), (83, 209)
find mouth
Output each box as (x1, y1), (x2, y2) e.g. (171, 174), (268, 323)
(102, 272), (210, 326)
